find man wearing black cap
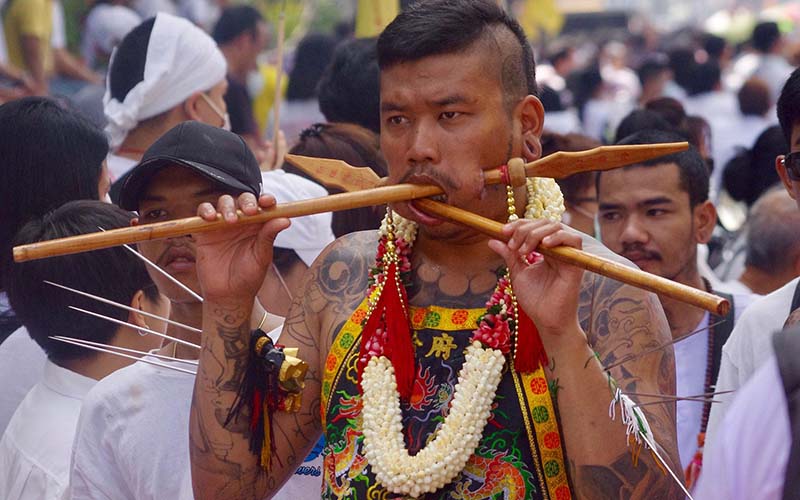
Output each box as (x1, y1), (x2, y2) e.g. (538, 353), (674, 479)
(69, 121), (312, 500)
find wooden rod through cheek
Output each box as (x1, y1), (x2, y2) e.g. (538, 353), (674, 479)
(413, 199), (730, 316)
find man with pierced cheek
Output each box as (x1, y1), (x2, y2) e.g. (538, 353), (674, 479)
(188, 2), (685, 499)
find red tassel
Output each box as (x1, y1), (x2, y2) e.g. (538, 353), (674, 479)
(515, 309), (548, 373)
(359, 261), (415, 400)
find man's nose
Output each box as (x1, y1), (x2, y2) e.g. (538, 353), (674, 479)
(619, 215), (649, 244)
(406, 119), (440, 165)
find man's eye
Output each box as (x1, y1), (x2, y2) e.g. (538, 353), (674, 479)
(387, 115), (407, 126)
(441, 111), (461, 120)
(647, 209), (667, 217)
(600, 212), (620, 221)
(143, 209), (167, 220)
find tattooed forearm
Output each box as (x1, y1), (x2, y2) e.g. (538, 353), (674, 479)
(570, 454), (682, 500)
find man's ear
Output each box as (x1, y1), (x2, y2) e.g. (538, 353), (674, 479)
(515, 95), (544, 162)
(126, 289), (150, 330)
(694, 200), (717, 244)
(776, 155), (797, 200)
(183, 93), (204, 122)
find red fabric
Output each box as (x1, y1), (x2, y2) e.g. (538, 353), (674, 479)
(515, 309), (548, 373)
(359, 261), (415, 400)
(251, 390), (263, 431)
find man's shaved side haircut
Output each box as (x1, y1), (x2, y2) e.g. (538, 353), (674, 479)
(109, 18), (155, 102)
(377, 0), (537, 108)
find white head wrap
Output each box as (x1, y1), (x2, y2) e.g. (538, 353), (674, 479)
(104, 13), (227, 149)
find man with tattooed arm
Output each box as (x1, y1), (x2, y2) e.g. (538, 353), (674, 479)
(188, 1), (683, 498)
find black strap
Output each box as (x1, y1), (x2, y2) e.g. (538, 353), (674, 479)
(710, 291), (735, 386)
(791, 280), (800, 314)
(773, 327), (800, 500)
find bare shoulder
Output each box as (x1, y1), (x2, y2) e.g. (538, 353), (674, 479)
(283, 230), (377, 354)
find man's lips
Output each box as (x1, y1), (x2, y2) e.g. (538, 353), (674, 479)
(402, 174), (450, 225)
(159, 247), (196, 272)
(622, 251), (660, 265)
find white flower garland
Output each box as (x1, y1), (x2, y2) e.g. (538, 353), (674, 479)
(361, 343), (505, 497)
(360, 176), (565, 497)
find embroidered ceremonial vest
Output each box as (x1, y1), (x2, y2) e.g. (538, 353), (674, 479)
(321, 300), (572, 500)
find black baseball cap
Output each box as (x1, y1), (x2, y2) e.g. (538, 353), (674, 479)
(119, 121), (263, 211)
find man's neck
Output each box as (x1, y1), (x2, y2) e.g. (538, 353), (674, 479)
(661, 269), (707, 340)
(221, 49), (247, 82)
(61, 352), (130, 381)
(410, 231), (505, 308)
(116, 119), (179, 160)
(738, 266), (792, 296)
(165, 301), (204, 360)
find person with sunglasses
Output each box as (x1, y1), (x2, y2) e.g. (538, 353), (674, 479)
(705, 67), (800, 453)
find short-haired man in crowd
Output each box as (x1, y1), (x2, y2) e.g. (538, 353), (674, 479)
(104, 13), (230, 187)
(0, 201), (168, 500)
(727, 188), (800, 296)
(212, 6), (270, 160)
(596, 129), (753, 476)
(188, 2), (683, 499)
(68, 121), (333, 500)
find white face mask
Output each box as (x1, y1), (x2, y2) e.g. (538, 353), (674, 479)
(246, 70), (265, 98)
(199, 92), (231, 131)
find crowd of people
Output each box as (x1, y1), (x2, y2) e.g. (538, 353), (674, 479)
(0, 0), (799, 499)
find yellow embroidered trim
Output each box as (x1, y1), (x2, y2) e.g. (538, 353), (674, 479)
(519, 370), (572, 500)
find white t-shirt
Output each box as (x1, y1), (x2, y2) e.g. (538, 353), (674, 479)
(0, 360), (96, 500)
(706, 277), (799, 446)
(106, 153), (138, 183)
(69, 326), (323, 500)
(69, 352), (196, 500)
(0, 327), (47, 435)
(694, 354), (789, 499)
(674, 292), (751, 471)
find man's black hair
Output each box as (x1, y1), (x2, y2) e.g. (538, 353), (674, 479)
(703, 34), (727, 60)
(0, 97), (108, 290)
(212, 6), (263, 46)
(5, 201), (160, 363)
(615, 109), (674, 143)
(636, 57), (669, 87)
(286, 33), (336, 101)
(601, 129), (709, 207)
(685, 60), (721, 96)
(377, 0), (537, 107)
(723, 125), (786, 206)
(777, 67), (800, 146)
(318, 37), (381, 133)
(109, 17), (155, 102)
(752, 21), (780, 53)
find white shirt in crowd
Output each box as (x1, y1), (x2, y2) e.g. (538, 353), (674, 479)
(0, 360), (96, 500)
(694, 354), (789, 499)
(69, 326), (323, 500)
(673, 292), (751, 470)
(68, 353), (197, 500)
(682, 90), (739, 200)
(0, 327), (47, 435)
(706, 276), (799, 446)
